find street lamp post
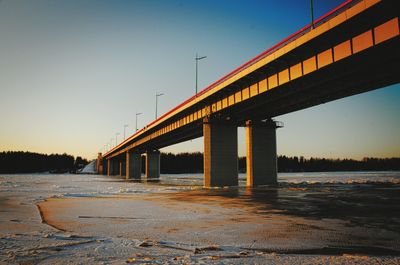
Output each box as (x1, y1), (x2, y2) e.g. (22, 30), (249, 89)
(310, 0), (314, 29)
(115, 132), (120, 146)
(135, 112), (142, 131)
(123, 124), (129, 140)
(155, 93), (164, 119)
(195, 53), (207, 95)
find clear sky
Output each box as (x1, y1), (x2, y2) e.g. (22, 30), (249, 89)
(0, 0), (399, 160)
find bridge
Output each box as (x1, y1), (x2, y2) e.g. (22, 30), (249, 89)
(96, 0), (399, 187)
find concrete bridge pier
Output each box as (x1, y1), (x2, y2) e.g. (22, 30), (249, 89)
(120, 160), (126, 177)
(146, 150), (160, 179)
(96, 153), (102, 174)
(108, 159), (118, 176)
(203, 118), (238, 187)
(126, 151), (142, 179)
(245, 120), (279, 186)
(112, 159), (119, 175)
(107, 159), (111, 176)
(100, 157), (107, 175)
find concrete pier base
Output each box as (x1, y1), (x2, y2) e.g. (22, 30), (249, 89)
(102, 158), (107, 175)
(111, 159), (118, 176)
(146, 150), (160, 179)
(246, 120), (278, 186)
(96, 153), (102, 174)
(120, 161), (126, 177)
(126, 151), (142, 179)
(107, 159), (111, 176)
(203, 119), (238, 187)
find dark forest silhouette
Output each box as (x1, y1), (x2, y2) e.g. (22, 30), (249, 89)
(275, 155), (400, 172)
(160, 152), (203, 173)
(158, 153), (400, 174)
(0, 151), (88, 174)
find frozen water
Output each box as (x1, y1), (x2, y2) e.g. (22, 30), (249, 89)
(1, 172), (400, 264)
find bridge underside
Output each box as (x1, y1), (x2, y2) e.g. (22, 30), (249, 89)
(231, 38), (399, 123)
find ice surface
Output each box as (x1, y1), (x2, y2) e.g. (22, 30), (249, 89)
(1, 172), (400, 264)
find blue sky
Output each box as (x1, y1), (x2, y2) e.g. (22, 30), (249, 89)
(0, 0), (399, 160)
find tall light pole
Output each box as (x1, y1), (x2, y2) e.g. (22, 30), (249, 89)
(115, 132), (120, 146)
(123, 124), (129, 140)
(155, 93), (164, 119)
(310, 0), (314, 29)
(135, 112), (142, 131)
(195, 53), (207, 95)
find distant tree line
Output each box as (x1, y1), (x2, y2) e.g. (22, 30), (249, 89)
(157, 152), (400, 173)
(277, 156), (400, 172)
(0, 151), (88, 174)
(2, 151), (399, 174)
(159, 152), (203, 173)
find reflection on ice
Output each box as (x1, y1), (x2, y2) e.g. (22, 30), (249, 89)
(279, 171), (400, 185)
(1, 171), (399, 199)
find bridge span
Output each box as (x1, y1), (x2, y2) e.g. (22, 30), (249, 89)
(97, 0), (399, 187)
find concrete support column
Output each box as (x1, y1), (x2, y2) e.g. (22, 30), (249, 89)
(109, 159), (115, 175)
(110, 159), (115, 175)
(126, 151), (142, 179)
(113, 158), (120, 176)
(246, 120), (278, 186)
(96, 153), (102, 174)
(203, 118), (238, 187)
(107, 159), (111, 176)
(146, 150), (160, 179)
(120, 161), (126, 177)
(116, 160), (120, 175)
(102, 158), (108, 175)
